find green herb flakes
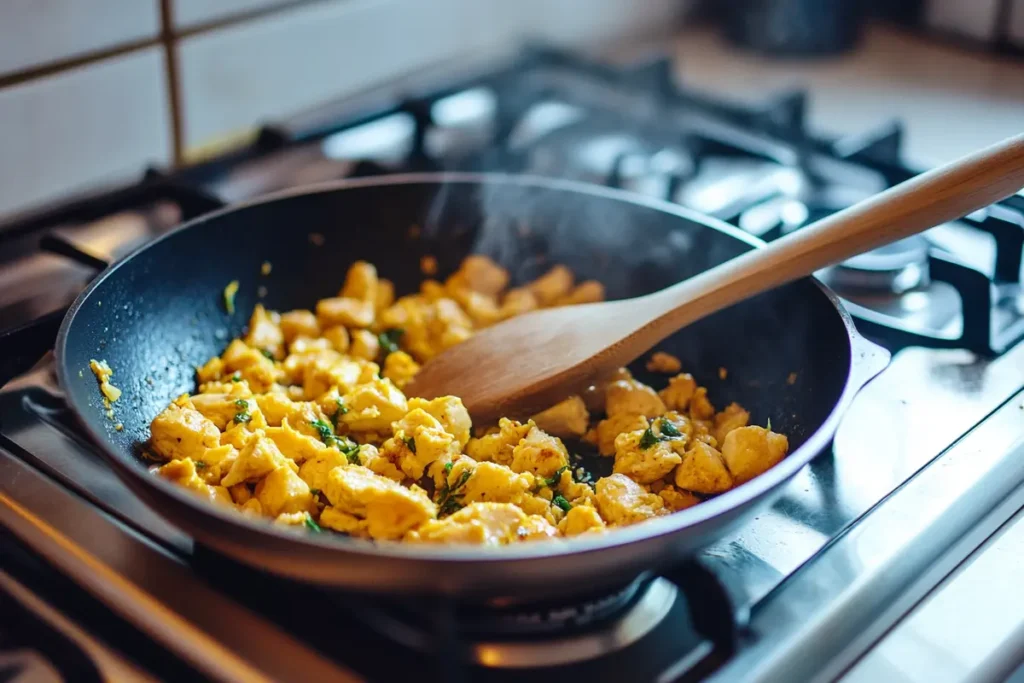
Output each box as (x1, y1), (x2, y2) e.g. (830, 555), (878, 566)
(261, 349), (275, 360)
(377, 328), (405, 357)
(304, 513), (322, 533)
(233, 398), (252, 425)
(552, 495), (572, 512)
(405, 436), (417, 453)
(437, 469), (472, 516)
(230, 372), (242, 382)
(639, 427), (659, 449)
(195, 461), (208, 470)
(659, 419), (683, 438)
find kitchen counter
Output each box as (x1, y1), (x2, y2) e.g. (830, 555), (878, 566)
(618, 24), (1024, 168)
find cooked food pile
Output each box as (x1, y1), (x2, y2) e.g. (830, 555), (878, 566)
(146, 256), (789, 544)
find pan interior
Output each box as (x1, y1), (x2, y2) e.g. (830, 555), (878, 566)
(58, 177), (850, 531)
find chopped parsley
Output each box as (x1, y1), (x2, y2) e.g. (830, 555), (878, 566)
(552, 495), (572, 512)
(659, 420), (683, 438)
(377, 328), (405, 357)
(766, 417), (772, 431)
(331, 398), (348, 431)
(310, 488), (320, 495)
(444, 461), (454, 473)
(543, 466), (568, 488)
(437, 469), (472, 516)
(404, 436), (417, 453)
(261, 349), (275, 360)
(230, 372), (242, 382)
(304, 513), (322, 533)
(195, 461), (208, 469)
(346, 449), (361, 465)
(311, 418), (358, 454)
(639, 426), (660, 449)
(640, 418), (685, 449)
(233, 398), (252, 424)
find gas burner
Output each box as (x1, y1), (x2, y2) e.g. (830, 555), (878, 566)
(346, 576), (680, 668)
(819, 236), (931, 295)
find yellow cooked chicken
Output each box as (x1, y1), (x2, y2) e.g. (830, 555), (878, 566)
(147, 257), (789, 544)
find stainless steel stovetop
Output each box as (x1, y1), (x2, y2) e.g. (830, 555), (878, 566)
(0, 46), (1022, 682)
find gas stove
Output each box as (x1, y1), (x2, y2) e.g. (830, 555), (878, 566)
(0, 45), (1022, 683)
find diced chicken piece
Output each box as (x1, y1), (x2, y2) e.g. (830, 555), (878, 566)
(298, 447), (349, 492)
(220, 339), (278, 392)
(554, 280), (605, 306)
(530, 395), (590, 439)
(244, 305), (284, 359)
(612, 429), (683, 484)
(274, 511), (309, 527)
(266, 417), (329, 463)
(221, 432), (295, 487)
(580, 367), (633, 413)
(605, 379), (666, 419)
(465, 418), (532, 466)
(558, 505), (607, 536)
(339, 261), (379, 302)
(589, 413), (649, 456)
(375, 279), (395, 311)
(659, 485), (702, 512)
(646, 351), (682, 374)
(349, 329), (380, 361)
(322, 325), (350, 353)
(158, 458), (232, 505)
(713, 403), (750, 446)
(721, 426), (789, 485)
(303, 355), (364, 399)
(406, 503), (546, 545)
(319, 507), (368, 537)
(279, 310), (320, 344)
(322, 466), (436, 540)
(407, 396), (472, 447)
(498, 288), (538, 320)
(454, 290), (501, 327)
(149, 402), (221, 461)
(448, 255), (509, 296)
(510, 427), (570, 478)
(228, 483), (252, 505)
(316, 297), (375, 329)
(196, 356), (224, 384)
(689, 387), (715, 421)
(190, 393), (262, 431)
(594, 474), (664, 526)
(459, 462), (534, 505)
(239, 499), (263, 516)
(253, 391), (295, 427)
(545, 468), (595, 507)
(385, 408), (460, 480)
(382, 351), (420, 389)
(659, 373), (697, 412)
(674, 440), (733, 494)
(517, 515), (559, 541)
(527, 265), (573, 305)
(337, 378), (408, 433)
(255, 465), (314, 517)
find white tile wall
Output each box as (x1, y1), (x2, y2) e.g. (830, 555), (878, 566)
(177, 0), (481, 148)
(172, 0), (298, 29)
(177, 0), (683, 150)
(0, 48), (172, 218)
(0, 0), (160, 76)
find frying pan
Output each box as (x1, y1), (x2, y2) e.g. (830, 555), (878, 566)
(55, 174), (888, 600)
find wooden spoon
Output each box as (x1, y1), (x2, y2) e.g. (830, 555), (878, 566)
(406, 134), (1024, 421)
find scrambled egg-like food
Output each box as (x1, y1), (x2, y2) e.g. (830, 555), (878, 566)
(147, 256), (789, 544)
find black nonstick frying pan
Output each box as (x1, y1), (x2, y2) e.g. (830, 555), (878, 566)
(55, 174), (889, 600)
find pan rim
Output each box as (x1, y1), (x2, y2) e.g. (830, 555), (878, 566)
(55, 172), (877, 565)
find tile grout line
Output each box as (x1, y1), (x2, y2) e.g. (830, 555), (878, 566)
(159, 0), (184, 165)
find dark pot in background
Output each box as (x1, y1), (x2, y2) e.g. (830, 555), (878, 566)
(723, 0), (866, 56)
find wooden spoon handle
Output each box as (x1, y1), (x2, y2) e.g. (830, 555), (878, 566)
(643, 132), (1024, 336)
